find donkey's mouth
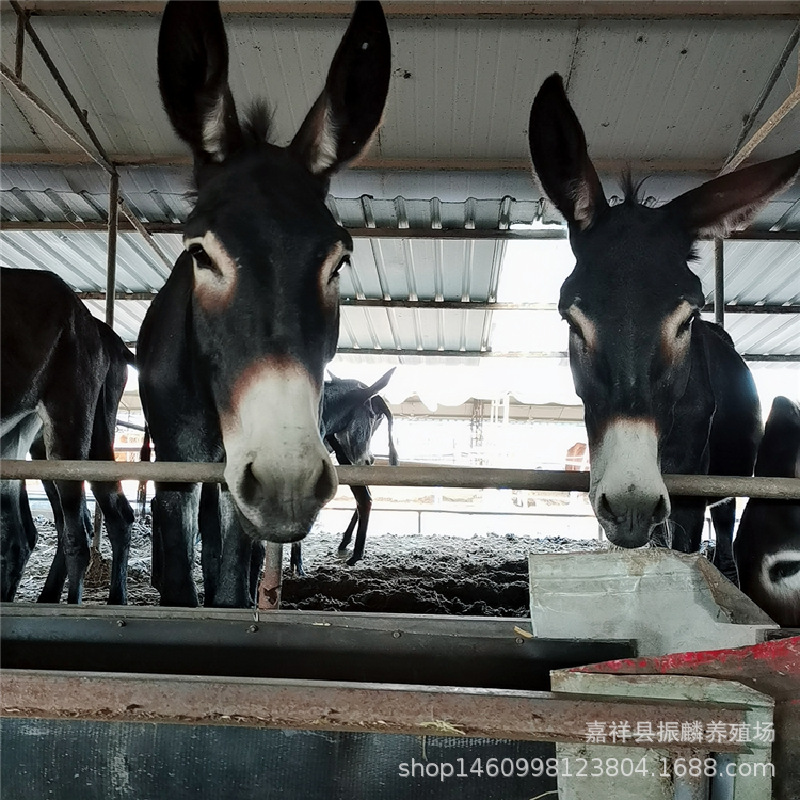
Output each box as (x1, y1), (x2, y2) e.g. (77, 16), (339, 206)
(234, 506), (315, 544)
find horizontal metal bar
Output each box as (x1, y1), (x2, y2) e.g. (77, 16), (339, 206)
(3, 219), (800, 242)
(0, 152), (734, 174)
(3, 460), (800, 499)
(65, 294), (800, 317)
(7, 2), (799, 20)
(0, 65), (110, 172)
(0, 669), (749, 750)
(1, 607), (634, 691)
(333, 348), (800, 363)
(66, 293), (800, 321)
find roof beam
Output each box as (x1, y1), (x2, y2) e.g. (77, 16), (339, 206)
(0, 151), (733, 175)
(3, 219), (799, 242)
(71, 293), (800, 317)
(5, 1), (798, 19)
(334, 348), (800, 362)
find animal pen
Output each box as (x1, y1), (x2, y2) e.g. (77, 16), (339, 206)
(2, 2), (800, 800)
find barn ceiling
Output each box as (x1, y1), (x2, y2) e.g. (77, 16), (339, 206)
(1, 1), (799, 367)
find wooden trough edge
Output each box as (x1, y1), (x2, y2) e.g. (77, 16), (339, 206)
(0, 669), (752, 753)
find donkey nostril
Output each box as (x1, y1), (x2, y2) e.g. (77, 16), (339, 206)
(599, 493), (616, 520)
(240, 462), (259, 506)
(314, 459), (337, 503)
(652, 496), (669, 523)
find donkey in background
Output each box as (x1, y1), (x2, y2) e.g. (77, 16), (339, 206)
(735, 396), (800, 627)
(1, 268), (134, 604)
(138, 1), (391, 607)
(290, 368), (399, 574)
(528, 73), (800, 581)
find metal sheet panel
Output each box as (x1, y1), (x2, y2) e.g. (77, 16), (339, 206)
(2, 14), (798, 162)
(695, 240), (800, 305)
(0, 231), (176, 292)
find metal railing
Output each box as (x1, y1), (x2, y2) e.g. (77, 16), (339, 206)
(2, 460), (799, 500)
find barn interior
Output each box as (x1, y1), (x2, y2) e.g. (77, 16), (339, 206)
(1, 2), (800, 799)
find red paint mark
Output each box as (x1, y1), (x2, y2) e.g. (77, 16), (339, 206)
(570, 636), (800, 682)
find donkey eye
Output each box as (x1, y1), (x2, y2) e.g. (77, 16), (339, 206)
(188, 243), (214, 270)
(330, 254), (351, 282)
(567, 320), (586, 342)
(677, 315), (695, 336)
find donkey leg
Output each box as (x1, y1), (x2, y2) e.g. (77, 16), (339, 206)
(152, 483), (201, 607)
(0, 480), (36, 602)
(666, 498), (706, 554)
(337, 510), (360, 556)
(289, 542), (305, 576)
(249, 540), (265, 605)
(55, 478), (92, 604)
(710, 498), (738, 585)
(92, 481), (134, 605)
(346, 486), (372, 566)
(199, 483), (222, 606)
(214, 488), (255, 608)
(37, 479), (71, 603)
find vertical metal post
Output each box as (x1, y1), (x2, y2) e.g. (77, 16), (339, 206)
(14, 9), (26, 78)
(257, 543), (284, 611)
(106, 172), (119, 329)
(714, 238), (725, 328)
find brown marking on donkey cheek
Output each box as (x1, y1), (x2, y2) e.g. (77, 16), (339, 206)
(660, 301), (693, 366)
(190, 232), (238, 313)
(566, 305), (598, 352)
(316, 242), (346, 311)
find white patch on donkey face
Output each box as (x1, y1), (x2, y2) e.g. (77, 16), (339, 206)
(590, 417), (670, 545)
(760, 549), (800, 599)
(220, 360), (338, 542)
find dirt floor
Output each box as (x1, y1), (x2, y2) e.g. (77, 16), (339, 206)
(15, 514), (608, 615)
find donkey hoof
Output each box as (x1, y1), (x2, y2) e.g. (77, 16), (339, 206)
(336, 548), (350, 561)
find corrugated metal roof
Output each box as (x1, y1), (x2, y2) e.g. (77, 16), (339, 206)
(3, 14), (798, 162)
(1, 8), (799, 367)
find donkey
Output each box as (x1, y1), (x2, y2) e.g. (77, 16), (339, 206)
(137, 1), (391, 607)
(289, 368), (399, 574)
(735, 396), (800, 627)
(527, 74), (800, 577)
(1, 267), (135, 604)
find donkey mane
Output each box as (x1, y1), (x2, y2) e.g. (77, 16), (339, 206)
(617, 172), (648, 206)
(241, 100), (276, 148)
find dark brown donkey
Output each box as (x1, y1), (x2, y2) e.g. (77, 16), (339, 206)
(1, 267), (134, 604)
(735, 396), (800, 626)
(528, 74), (800, 580)
(137, 1), (391, 607)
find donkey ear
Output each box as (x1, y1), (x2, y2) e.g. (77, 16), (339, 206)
(157, 0), (242, 164)
(528, 74), (608, 230)
(289, 1), (391, 179)
(666, 152), (800, 238)
(366, 367), (396, 397)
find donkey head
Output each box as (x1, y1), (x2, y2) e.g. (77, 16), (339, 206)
(323, 368), (398, 465)
(158, 1), (391, 542)
(528, 73), (800, 548)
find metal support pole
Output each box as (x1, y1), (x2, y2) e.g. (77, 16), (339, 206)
(118, 199), (174, 272)
(257, 543), (284, 611)
(106, 172), (119, 329)
(714, 238), (725, 328)
(14, 8), (26, 78)
(0, 65), (109, 172)
(10, 0), (115, 172)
